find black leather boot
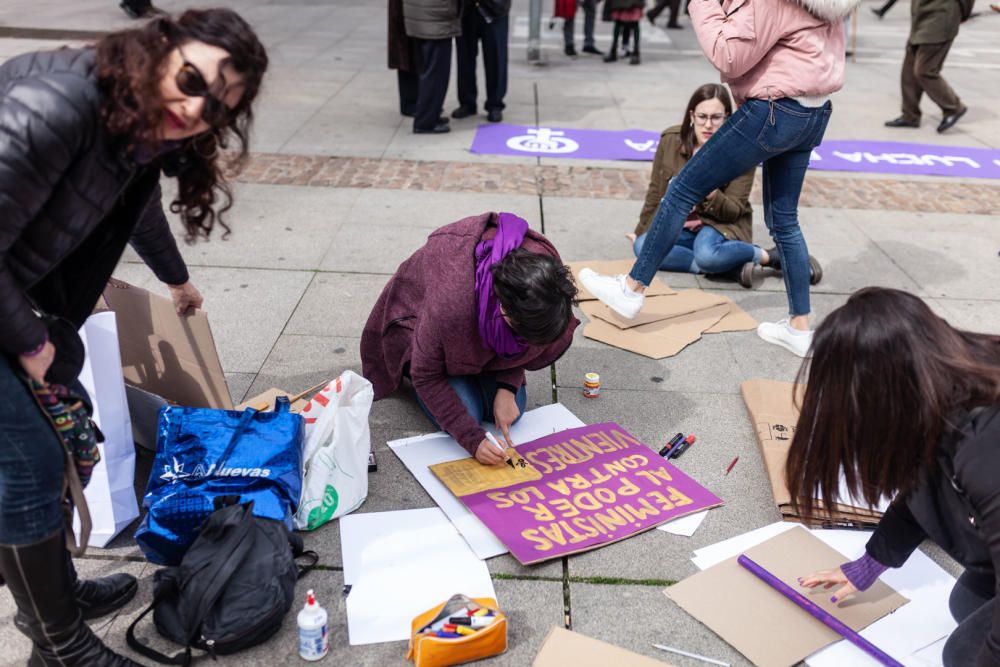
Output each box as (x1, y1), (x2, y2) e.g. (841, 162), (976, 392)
(0, 530), (143, 666)
(67, 548), (138, 620)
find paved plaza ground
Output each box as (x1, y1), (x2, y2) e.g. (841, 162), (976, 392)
(1, 0), (999, 664)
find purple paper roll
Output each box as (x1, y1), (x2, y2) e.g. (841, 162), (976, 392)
(737, 554), (904, 667)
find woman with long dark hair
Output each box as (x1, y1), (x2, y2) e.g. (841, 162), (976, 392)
(0, 9), (267, 665)
(628, 83), (787, 287)
(581, 0), (860, 358)
(787, 288), (1000, 667)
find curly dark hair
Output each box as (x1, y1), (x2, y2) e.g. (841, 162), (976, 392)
(95, 8), (268, 241)
(492, 248), (579, 346)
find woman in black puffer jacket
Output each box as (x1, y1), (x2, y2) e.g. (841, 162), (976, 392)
(0, 9), (266, 666)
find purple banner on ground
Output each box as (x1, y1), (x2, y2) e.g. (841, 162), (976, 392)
(470, 124), (1000, 179)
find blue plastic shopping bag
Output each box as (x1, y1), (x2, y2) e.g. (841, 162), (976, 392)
(135, 398), (304, 564)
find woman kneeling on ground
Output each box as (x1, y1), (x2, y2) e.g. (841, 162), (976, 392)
(0, 10), (266, 666)
(362, 213), (578, 465)
(789, 287), (1000, 667)
(629, 83), (780, 288)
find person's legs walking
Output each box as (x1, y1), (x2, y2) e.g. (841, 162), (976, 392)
(912, 40), (965, 131)
(667, 0), (683, 27)
(581, 100), (775, 317)
(604, 21), (622, 62)
(454, 10), (479, 115)
(634, 230), (698, 273)
(414, 38), (452, 132)
(629, 22), (640, 64)
(397, 69), (419, 116)
(647, 0), (669, 22)
(897, 44), (923, 125)
(563, 14), (577, 55)
(481, 13), (509, 116)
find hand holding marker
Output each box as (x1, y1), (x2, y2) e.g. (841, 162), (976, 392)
(485, 431), (515, 468)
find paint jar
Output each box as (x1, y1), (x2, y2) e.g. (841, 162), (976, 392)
(583, 372), (601, 398)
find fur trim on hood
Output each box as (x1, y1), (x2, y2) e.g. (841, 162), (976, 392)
(796, 0), (861, 21)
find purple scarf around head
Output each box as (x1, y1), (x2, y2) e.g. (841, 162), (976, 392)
(475, 212), (529, 358)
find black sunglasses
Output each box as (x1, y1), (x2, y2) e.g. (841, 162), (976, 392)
(174, 48), (235, 126)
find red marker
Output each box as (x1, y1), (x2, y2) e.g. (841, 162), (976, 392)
(725, 456), (739, 476)
(670, 434), (696, 459)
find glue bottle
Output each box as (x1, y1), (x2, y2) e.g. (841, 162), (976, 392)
(298, 589), (329, 661)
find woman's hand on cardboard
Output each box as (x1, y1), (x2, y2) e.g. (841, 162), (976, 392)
(798, 567), (858, 604)
(475, 438), (507, 466)
(19, 340), (55, 384)
(493, 388), (520, 448)
(168, 281), (204, 315)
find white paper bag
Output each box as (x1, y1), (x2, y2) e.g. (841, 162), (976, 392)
(293, 371), (374, 531)
(72, 312), (140, 547)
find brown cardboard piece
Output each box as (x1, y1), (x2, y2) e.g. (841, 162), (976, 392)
(740, 379), (883, 526)
(705, 296), (757, 333)
(664, 526), (908, 667)
(582, 304), (729, 359)
(590, 290), (729, 330)
(236, 388), (309, 413)
(102, 280), (232, 410)
(533, 627), (673, 667)
(566, 259), (676, 301)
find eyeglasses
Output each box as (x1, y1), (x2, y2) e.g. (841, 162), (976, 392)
(693, 112), (728, 126)
(174, 48), (234, 126)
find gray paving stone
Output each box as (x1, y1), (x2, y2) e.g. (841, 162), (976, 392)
(226, 372), (258, 405)
(933, 298), (1000, 334)
(285, 272), (389, 338)
(110, 264), (313, 375)
(570, 582), (751, 667)
(488, 578), (566, 666)
(246, 334), (364, 401)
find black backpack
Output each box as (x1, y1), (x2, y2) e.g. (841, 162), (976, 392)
(127, 501), (318, 665)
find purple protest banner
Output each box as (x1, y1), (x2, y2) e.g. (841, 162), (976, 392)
(430, 422), (723, 565)
(470, 124), (1000, 179)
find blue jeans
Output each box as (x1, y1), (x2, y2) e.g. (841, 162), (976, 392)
(415, 375), (528, 431)
(630, 98), (832, 317)
(0, 355), (71, 544)
(633, 225), (761, 275)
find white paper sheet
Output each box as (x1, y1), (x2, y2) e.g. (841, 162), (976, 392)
(341, 508), (496, 645)
(656, 510), (708, 537)
(388, 403), (586, 559)
(687, 522), (957, 667)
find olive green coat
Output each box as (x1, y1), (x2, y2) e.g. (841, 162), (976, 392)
(909, 0), (961, 45)
(402, 0), (462, 40)
(635, 126), (755, 244)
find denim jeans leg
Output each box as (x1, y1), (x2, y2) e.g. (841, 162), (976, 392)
(691, 225), (757, 274)
(582, 0), (597, 48)
(415, 376), (488, 429)
(633, 230), (698, 273)
(0, 356), (66, 545)
(628, 101), (772, 286)
(475, 375), (528, 425)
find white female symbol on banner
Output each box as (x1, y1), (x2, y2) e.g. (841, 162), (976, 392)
(506, 128), (579, 154)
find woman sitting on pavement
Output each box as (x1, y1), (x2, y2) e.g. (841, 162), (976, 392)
(629, 83), (783, 288)
(0, 10), (267, 666)
(362, 213), (578, 465)
(788, 288), (1000, 667)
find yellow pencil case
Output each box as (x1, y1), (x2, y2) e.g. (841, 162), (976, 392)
(406, 595), (508, 667)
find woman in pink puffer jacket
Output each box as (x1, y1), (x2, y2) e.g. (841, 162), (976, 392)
(581, 0), (860, 359)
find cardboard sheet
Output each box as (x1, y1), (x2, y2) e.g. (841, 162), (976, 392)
(666, 526), (908, 667)
(705, 297), (757, 333)
(689, 522), (957, 667)
(388, 404), (587, 559)
(433, 422), (724, 564)
(740, 379), (886, 526)
(341, 508), (496, 645)
(590, 290), (729, 329)
(533, 627), (673, 666)
(102, 280), (232, 409)
(566, 259), (675, 301)
(429, 456), (542, 495)
(236, 387), (309, 413)
(582, 304), (729, 359)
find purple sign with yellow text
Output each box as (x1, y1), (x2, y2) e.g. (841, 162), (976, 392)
(470, 124), (1000, 179)
(430, 423), (723, 564)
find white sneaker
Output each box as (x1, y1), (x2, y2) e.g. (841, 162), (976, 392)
(579, 269), (644, 319)
(757, 319), (813, 358)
